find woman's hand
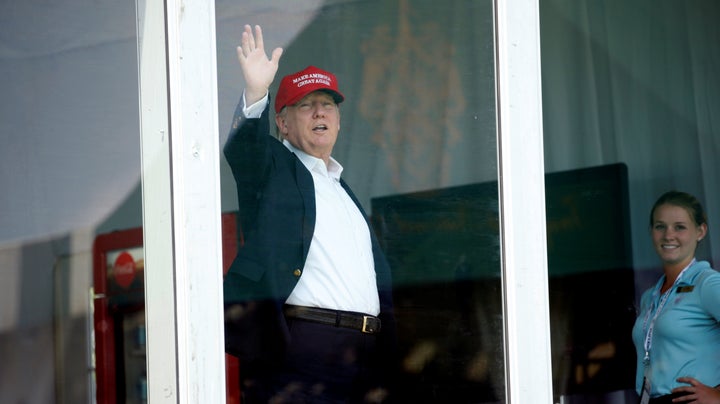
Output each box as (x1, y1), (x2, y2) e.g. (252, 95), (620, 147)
(671, 377), (720, 403)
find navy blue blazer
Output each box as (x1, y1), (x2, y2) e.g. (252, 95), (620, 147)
(222, 98), (396, 372)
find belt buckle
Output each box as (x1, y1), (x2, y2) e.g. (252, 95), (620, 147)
(361, 315), (375, 334)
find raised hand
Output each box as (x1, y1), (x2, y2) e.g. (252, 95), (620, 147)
(236, 24), (283, 105)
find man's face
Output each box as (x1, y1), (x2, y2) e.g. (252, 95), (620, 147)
(276, 91), (340, 163)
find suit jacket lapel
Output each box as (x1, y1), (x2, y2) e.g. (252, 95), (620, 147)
(340, 179), (368, 217)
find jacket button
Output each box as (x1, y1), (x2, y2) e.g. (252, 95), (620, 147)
(293, 269), (302, 277)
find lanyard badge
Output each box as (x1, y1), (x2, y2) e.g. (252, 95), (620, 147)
(640, 262), (693, 398)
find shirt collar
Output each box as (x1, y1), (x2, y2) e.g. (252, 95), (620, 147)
(283, 139), (343, 180)
(655, 258), (698, 293)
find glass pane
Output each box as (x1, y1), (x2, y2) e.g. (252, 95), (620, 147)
(218, 0), (503, 402)
(540, 1), (720, 403)
(0, 1), (143, 403)
(0, 0), (504, 402)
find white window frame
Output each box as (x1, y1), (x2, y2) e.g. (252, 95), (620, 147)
(495, 0), (553, 402)
(136, 0), (552, 402)
(136, 0), (226, 402)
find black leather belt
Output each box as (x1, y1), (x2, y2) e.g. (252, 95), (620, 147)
(283, 305), (381, 334)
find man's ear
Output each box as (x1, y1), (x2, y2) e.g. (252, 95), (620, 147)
(274, 114), (288, 136)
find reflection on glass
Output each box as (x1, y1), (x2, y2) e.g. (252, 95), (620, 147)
(544, 164), (637, 402)
(92, 230), (146, 403)
(372, 183), (503, 402)
(220, 0), (501, 402)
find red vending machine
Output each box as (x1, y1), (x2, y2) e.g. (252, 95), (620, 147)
(93, 213), (241, 403)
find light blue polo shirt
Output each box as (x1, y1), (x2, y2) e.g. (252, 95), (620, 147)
(632, 260), (720, 396)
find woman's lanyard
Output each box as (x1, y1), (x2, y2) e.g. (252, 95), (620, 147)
(641, 259), (694, 365)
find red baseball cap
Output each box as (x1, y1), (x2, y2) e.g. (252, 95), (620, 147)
(274, 66), (345, 113)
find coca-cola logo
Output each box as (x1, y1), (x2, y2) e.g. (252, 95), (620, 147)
(113, 251), (136, 288)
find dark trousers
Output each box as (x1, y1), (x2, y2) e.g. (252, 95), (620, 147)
(241, 317), (386, 403)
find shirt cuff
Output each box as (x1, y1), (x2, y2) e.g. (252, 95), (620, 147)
(242, 90), (269, 119)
